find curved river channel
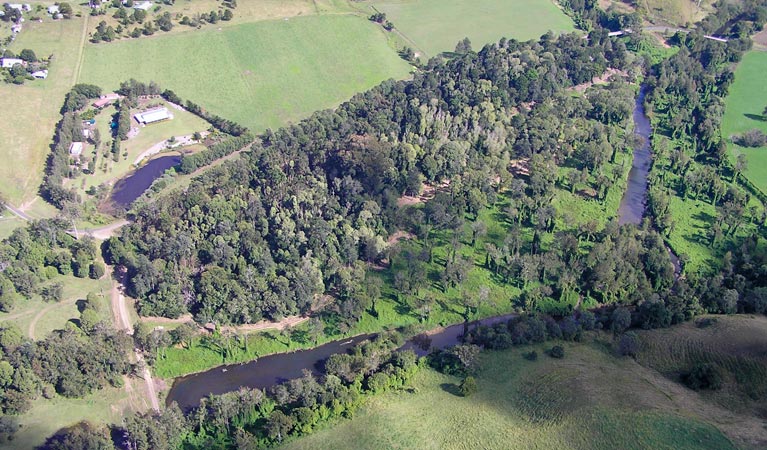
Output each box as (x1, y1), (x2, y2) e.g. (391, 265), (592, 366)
(166, 315), (516, 410)
(166, 87), (671, 411)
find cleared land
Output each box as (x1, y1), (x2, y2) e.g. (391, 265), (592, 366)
(0, 16), (87, 205)
(279, 339), (742, 450)
(369, 0), (575, 56)
(78, 15), (412, 132)
(722, 50), (767, 194)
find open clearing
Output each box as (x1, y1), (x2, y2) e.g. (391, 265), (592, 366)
(369, 0), (574, 56)
(279, 339), (744, 450)
(78, 15), (412, 132)
(0, 16), (87, 205)
(722, 50), (767, 194)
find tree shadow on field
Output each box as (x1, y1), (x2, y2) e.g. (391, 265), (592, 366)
(744, 113), (766, 122)
(440, 383), (463, 397)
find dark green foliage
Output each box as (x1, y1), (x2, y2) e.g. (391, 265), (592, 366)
(19, 49), (37, 63)
(41, 422), (115, 450)
(178, 134), (254, 174)
(682, 363), (723, 391)
(89, 261), (106, 280)
(549, 345), (565, 358)
(618, 332), (639, 357)
(459, 375), (477, 397)
(524, 350), (538, 361)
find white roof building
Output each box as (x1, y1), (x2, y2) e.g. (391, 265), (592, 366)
(133, 1), (152, 10)
(69, 142), (84, 157)
(134, 107), (172, 125)
(1, 58), (24, 68)
(47, 5), (59, 14)
(7, 4), (31, 11)
(31, 69), (48, 79)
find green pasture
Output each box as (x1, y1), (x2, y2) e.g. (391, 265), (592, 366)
(369, 0), (574, 56)
(0, 15), (87, 204)
(722, 51), (767, 194)
(78, 15), (412, 132)
(279, 342), (736, 450)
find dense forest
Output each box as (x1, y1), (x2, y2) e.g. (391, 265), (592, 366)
(106, 28), (643, 326)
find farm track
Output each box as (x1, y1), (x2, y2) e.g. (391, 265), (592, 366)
(73, 14), (89, 85)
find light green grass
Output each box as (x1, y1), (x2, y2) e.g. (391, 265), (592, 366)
(78, 15), (412, 132)
(369, 0), (574, 56)
(0, 385), (132, 450)
(0, 215), (25, 240)
(722, 50), (767, 194)
(0, 15), (88, 204)
(279, 342), (736, 450)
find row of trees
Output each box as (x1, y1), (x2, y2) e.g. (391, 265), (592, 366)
(46, 333), (419, 449)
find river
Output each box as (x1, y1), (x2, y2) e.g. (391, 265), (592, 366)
(617, 86), (652, 225)
(617, 86), (681, 272)
(167, 87), (670, 411)
(109, 155), (181, 207)
(166, 314), (516, 410)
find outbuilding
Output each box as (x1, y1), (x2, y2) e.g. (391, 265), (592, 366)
(134, 107), (172, 125)
(69, 142), (84, 157)
(1, 58), (24, 68)
(47, 5), (59, 14)
(31, 69), (48, 79)
(133, 1), (152, 11)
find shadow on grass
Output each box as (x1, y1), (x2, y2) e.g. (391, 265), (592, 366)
(744, 113), (766, 122)
(440, 382), (463, 397)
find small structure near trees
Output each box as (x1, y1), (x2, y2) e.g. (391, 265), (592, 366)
(134, 107), (172, 125)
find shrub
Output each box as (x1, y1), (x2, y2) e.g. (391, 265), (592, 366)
(459, 376), (477, 397)
(732, 129), (767, 148)
(682, 363), (723, 391)
(524, 350), (538, 361)
(89, 262), (106, 280)
(549, 345), (564, 358)
(618, 332), (639, 357)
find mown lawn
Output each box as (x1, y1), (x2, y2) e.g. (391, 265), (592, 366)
(722, 50), (767, 194)
(278, 341), (737, 450)
(369, 0), (575, 56)
(78, 15), (412, 132)
(0, 15), (87, 204)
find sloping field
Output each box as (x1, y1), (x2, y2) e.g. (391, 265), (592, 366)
(722, 50), (767, 193)
(78, 15), (412, 132)
(370, 0), (574, 56)
(279, 342), (742, 450)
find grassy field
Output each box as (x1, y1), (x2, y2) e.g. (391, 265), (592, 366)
(0, 384), (133, 450)
(78, 15), (412, 132)
(0, 14), (88, 205)
(369, 0), (574, 57)
(636, 315), (767, 424)
(722, 50), (767, 194)
(279, 339), (742, 450)
(641, 0), (715, 26)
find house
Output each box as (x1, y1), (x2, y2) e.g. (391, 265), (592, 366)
(134, 107), (172, 125)
(11, 24), (21, 33)
(132, 1), (152, 11)
(47, 5), (58, 14)
(0, 58), (24, 68)
(93, 93), (120, 108)
(31, 69), (48, 79)
(69, 142), (84, 157)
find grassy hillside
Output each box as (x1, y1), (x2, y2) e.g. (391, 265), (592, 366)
(722, 50), (767, 194)
(279, 338), (744, 450)
(370, 0), (574, 56)
(78, 15), (412, 132)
